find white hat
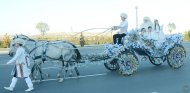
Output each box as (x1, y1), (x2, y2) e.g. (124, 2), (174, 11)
(143, 16), (150, 21)
(14, 38), (25, 45)
(120, 13), (128, 19)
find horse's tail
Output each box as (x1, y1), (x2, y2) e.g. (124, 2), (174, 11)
(68, 42), (81, 60)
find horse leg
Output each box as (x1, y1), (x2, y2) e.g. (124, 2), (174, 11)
(31, 62), (43, 83)
(75, 60), (80, 77)
(74, 67), (80, 78)
(65, 62), (71, 76)
(58, 61), (65, 82)
(57, 61), (62, 78)
(38, 63), (44, 81)
(68, 62), (80, 77)
(31, 64), (37, 80)
(68, 62), (75, 77)
(35, 62), (43, 82)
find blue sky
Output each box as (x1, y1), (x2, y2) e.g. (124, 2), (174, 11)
(0, 0), (190, 35)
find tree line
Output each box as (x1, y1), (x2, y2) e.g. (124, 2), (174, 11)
(0, 22), (189, 48)
(1, 31), (190, 48)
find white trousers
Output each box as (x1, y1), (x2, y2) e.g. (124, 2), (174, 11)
(9, 77), (33, 88)
(10, 77), (18, 88)
(25, 77), (33, 88)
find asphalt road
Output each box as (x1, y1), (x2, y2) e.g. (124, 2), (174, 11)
(0, 43), (189, 93)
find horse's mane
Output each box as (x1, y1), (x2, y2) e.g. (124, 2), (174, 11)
(19, 34), (30, 38)
(13, 34), (35, 41)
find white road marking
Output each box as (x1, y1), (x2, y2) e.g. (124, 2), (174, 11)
(0, 64), (13, 66)
(151, 92), (158, 93)
(32, 73), (107, 82)
(0, 63), (34, 66)
(41, 67), (58, 69)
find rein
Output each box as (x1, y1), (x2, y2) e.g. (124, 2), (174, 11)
(72, 28), (111, 36)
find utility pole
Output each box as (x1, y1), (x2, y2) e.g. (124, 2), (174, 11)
(135, 6), (138, 29)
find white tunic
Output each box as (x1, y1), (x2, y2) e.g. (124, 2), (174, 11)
(152, 25), (165, 41)
(117, 20), (128, 34)
(8, 47), (30, 78)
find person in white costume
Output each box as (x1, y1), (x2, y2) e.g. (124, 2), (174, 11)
(140, 26), (153, 40)
(140, 28), (146, 37)
(4, 38), (34, 92)
(140, 16), (154, 31)
(112, 13), (128, 44)
(153, 19), (165, 41)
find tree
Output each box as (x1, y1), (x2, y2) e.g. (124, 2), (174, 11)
(79, 32), (85, 47)
(2, 33), (11, 48)
(36, 22), (49, 37)
(188, 30), (190, 39)
(167, 22), (176, 34)
(0, 40), (2, 48)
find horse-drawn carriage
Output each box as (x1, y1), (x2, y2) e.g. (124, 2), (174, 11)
(8, 30), (186, 82)
(104, 30), (186, 75)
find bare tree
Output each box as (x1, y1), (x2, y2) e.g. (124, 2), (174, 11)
(2, 33), (11, 48)
(167, 22), (176, 34)
(36, 22), (49, 38)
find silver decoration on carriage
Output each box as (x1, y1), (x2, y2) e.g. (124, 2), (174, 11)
(104, 29), (186, 75)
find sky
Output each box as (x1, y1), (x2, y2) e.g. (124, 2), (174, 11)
(0, 0), (190, 35)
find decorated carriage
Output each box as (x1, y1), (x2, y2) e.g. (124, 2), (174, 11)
(9, 29), (186, 82)
(104, 30), (186, 75)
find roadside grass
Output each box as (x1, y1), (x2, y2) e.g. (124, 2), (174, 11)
(0, 48), (9, 51)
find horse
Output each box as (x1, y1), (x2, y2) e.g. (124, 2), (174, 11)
(9, 35), (81, 82)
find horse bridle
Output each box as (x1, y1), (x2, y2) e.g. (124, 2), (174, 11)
(13, 36), (44, 60)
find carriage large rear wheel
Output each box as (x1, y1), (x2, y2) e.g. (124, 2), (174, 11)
(117, 51), (139, 76)
(104, 58), (119, 71)
(149, 56), (165, 66)
(167, 44), (186, 69)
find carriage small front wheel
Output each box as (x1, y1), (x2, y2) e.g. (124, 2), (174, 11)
(167, 44), (186, 69)
(104, 58), (119, 71)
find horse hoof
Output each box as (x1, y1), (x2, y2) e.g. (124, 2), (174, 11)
(69, 74), (73, 77)
(58, 78), (64, 82)
(57, 74), (61, 78)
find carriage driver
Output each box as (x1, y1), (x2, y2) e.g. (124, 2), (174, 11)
(4, 38), (34, 92)
(112, 13), (128, 45)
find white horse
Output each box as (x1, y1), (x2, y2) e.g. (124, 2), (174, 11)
(9, 35), (81, 82)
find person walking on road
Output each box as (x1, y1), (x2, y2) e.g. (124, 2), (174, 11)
(4, 38), (34, 92)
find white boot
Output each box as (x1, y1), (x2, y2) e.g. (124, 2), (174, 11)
(4, 77), (18, 91)
(25, 77), (34, 92)
(4, 87), (13, 91)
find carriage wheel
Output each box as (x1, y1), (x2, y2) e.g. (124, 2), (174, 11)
(149, 57), (165, 66)
(117, 51), (139, 76)
(104, 59), (119, 71)
(31, 63), (43, 82)
(167, 44), (186, 69)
